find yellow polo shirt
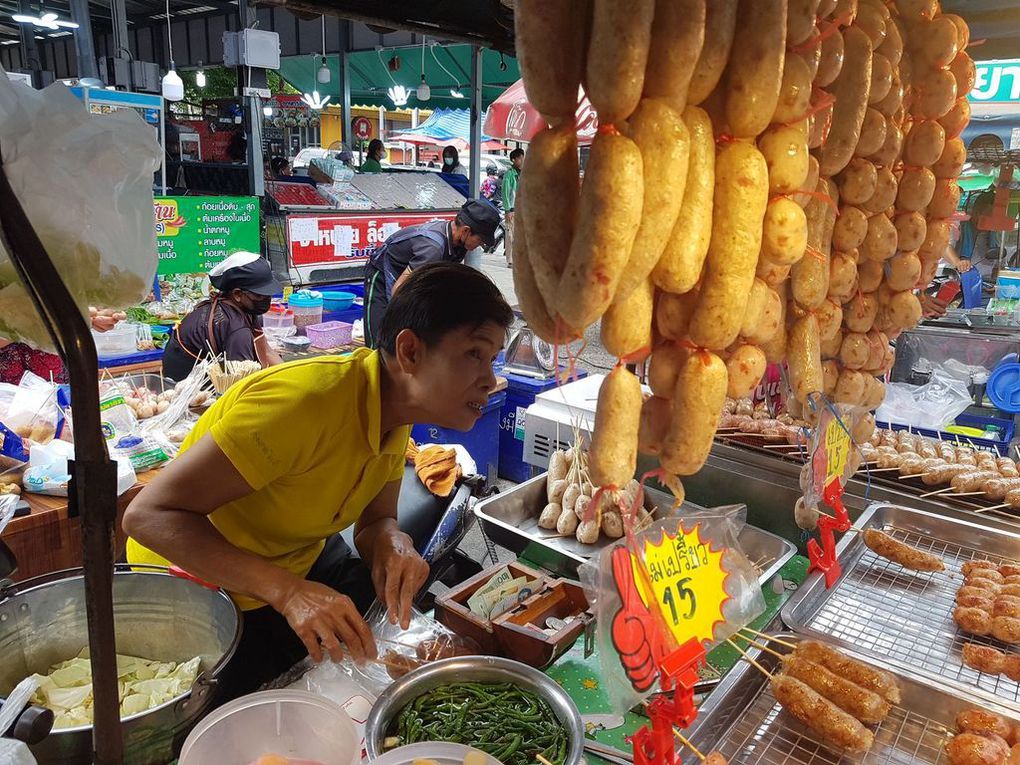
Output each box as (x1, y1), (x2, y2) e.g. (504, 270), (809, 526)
(126, 348), (409, 610)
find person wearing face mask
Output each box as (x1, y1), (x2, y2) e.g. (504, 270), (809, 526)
(441, 145), (469, 178)
(162, 252), (284, 382)
(363, 200), (499, 349)
(360, 139), (386, 173)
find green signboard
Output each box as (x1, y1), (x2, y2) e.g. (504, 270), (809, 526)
(970, 59), (1020, 104)
(154, 196), (260, 275)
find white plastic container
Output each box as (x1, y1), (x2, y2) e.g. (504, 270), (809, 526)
(368, 743), (503, 765)
(92, 323), (138, 357)
(179, 690), (359, 765)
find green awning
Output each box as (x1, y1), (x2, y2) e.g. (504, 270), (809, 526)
(279, 44), (519, 110)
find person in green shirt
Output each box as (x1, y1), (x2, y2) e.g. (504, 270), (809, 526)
(360, 139), (386, 173)
(501, 148), (524, 268)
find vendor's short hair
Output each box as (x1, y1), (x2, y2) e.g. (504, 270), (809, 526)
(379, 263), (513, 355)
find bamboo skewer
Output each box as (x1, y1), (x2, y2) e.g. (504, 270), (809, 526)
(673, 729), (705, 762)
(726, 638), (774, 679)
(738, 627), (796, 648)
(536, 755), (556, 765)
(920, 486), (955, 498)
(731, 634), (786, 660)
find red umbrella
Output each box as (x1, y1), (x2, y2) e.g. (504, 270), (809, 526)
(483, 79), (598, 144)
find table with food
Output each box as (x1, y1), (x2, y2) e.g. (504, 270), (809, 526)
(5, 1), (1014, 765)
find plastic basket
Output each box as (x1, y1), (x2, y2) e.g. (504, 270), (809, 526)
(304, 320), (353, 349)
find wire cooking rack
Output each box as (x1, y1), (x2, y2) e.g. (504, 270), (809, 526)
(701, 680), (953, 765)
(792, 522), (1020, 706)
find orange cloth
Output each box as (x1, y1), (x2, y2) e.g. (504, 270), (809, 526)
(414, 444), (460, 497)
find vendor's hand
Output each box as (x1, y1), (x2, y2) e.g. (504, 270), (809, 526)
(919, 293), (949, 319)
(958, 259), (973, 273)
(370, 530), (429, 629)
(274, 578), (377, 663)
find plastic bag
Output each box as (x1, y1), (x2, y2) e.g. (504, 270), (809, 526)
(280, 657), (377, 751)
(0, 493), (18, 536)
(3, 372), (58, 443)
(876, 370), (971, 431)
(0, 68), (161, 349)
(354, 603), (479, 695)
(97, 384), (139, 444)
(23, 439), (135, 497)
(579, 505), (765, 716)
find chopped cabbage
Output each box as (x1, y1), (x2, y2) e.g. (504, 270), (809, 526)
(28, 649), (201, 729)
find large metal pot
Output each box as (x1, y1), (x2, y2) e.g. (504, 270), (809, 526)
(0, 565), (241, 765)
(364, 656), (584, 765)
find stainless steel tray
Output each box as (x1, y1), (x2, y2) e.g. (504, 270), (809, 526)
(474, 473), (796, 584)
(684, 632), (1020, 765)
(782, 502), (1020, 711)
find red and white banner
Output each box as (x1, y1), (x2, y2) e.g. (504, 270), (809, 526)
(286, 211), (457, 268)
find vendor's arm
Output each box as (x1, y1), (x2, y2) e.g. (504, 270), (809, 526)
(354, 479), (429, 629)
(943, 245), (972, 272)
(122, 435), (375, 663)
(254, 332), (284, 367)
(390, 266), (413, 297)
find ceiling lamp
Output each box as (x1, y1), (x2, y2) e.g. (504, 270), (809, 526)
(11, 11), (77, 29)
(301, 90), (329, 110)
(416, 37), (430, 101)
(160, 0), (183, 101)
(316, 17), (330, 84)
(449, 89), (464, 99)
(388, 85), (408, 107)
(195, 62), (206, 88)
(262, 105), (273, 117)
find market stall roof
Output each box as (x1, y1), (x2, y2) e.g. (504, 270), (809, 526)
(255, 0), (515, 52)
(483, 79), (596, 144)
(388, 107), (497, 150)
(278, 43), (519, 110)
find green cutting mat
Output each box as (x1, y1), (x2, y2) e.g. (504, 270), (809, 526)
(542, 556), (810, 762)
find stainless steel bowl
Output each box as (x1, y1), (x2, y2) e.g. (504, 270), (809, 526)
(364, 656), (583, 765)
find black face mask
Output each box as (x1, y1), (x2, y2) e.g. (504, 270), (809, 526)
(248, 295), (272, 315)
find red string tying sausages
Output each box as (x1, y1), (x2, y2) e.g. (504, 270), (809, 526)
(677, 339), (713, 367)
(781, 88), (836, 130)
(597, 124), (621, 137)
(789, 12), (853, 54)
(618, 346), (652, 366)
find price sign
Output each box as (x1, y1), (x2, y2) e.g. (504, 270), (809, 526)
(824, 417), (852, 483)
(631, 524), (731, 647)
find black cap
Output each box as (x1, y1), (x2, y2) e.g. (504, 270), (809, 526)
(459, 199), (500, 247)
(208, 252), (282, 296)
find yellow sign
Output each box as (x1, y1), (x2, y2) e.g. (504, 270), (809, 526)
(824, 417), (851, 482)
(632, 524), (731, 647)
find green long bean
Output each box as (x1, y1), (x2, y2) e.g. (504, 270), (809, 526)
(387, 682), (568, 765)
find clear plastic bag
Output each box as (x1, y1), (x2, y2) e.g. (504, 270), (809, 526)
(579, 505), (765, 715)
(0, 69), (161, 349)
(279, 656), (377, 751)
(353, 603), (479, 695)
(876, 370), (971, 431)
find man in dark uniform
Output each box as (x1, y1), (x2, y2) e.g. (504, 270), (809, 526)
(363, 199), (499, 349)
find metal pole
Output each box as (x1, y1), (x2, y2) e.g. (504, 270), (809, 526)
(110, 0), (130, 62)
(237, 0), (265, 198)
(0, 156), (122, 765)
(468, 44), (482, 199)
(17, 0), (42, 87)
(69, 0), (98, 80)
(339, 21), (352, 148)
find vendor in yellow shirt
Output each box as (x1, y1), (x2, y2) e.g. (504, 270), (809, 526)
(124, 263), (513, 699)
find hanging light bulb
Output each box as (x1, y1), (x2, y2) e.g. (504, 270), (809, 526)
(417, 75), (430, 102)
(449, 88), (464, 99)
(387, 85), (409, 107)
(316, 17), (330, 84)
(301, 91), (330, 110)
(416, 37), (430, 101)
(262, 105), (273, 117)
(160, 0), (182, 101)
(195, 62), (206, 88)
(162, 66), (184, 101)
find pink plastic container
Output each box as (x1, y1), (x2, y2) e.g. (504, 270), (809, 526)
(304, 320), (353, 349)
